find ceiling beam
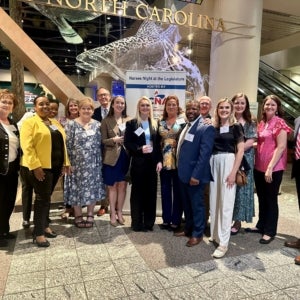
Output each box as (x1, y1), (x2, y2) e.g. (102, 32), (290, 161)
(0, 7), (84, 103)
(260, 31), (300, 56)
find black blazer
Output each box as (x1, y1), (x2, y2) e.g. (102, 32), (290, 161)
(92, 107), (103, 122)
(0, 119), (20, 175)
(124, 118), (162, 166)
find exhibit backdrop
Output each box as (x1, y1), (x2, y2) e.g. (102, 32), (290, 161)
(125, 70), (186, 119)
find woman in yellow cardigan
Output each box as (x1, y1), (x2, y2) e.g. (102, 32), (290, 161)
(20, 95), (70, 247)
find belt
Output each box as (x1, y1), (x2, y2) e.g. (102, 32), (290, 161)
(212, 151), (234, 155)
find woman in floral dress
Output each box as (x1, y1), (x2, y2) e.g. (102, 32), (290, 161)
(64, 98), (106, 228)
(158, 95), (185, 231)
(231, 93), (257, 234)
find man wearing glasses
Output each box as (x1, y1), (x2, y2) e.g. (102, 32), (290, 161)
(198, 96), (212, 235)
(93, 87), (111, 217)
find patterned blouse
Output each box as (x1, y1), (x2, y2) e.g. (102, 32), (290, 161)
(158, 117), (185, 170)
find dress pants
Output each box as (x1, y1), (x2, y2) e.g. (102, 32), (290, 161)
(293, 159), (300, 210)
(210, 153), (236, 247)
(160, 169), (183, 226)
(20, 167), (61, 236)
(0, 160), (19, 235)
(254, 169), (283, 237)
(179, 180), (206, 238)
(130, 157), (157, 231)
(20, 169), (34, 221)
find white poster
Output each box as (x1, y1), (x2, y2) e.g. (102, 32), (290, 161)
(125, 70), (186, 119)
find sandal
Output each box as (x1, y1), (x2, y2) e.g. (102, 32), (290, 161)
(61, 208), (74, 220)
(231, 221), (241, 236)
(74, 216), (86, 228)
(85, 215), (94, 228)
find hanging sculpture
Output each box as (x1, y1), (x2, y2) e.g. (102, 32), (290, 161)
(77, 20), (205, 98)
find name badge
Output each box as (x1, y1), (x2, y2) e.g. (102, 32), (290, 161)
(86, 129), (95, 136)
(118, 123), (126, 132)
(134, 127), (144, 136)
(49, 125), (58, 131)
(220, 126), (229, 134)
(185, 133), (194, 142)
(176, 118), (186, 125)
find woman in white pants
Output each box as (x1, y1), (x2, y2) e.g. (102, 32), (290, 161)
(210, 98), (244, 258)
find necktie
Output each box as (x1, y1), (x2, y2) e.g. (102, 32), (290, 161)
(177, 123), (191, 160)
(103, 108), (108, 118)
(295, 128), (300, 160)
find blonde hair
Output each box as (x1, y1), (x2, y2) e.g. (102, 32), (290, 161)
(135, 96), (157, 130)
(78, 97), (95, 111)
(213, 98), (237, 127)
(0, 89), (17, 107)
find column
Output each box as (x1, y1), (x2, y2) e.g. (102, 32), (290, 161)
(208, 0), (263, 112)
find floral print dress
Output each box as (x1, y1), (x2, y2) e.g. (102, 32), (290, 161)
(64, 120), (106, 206)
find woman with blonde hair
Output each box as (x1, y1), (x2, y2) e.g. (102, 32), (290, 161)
(124, 96), (162, 232)
(60, 98), (80, 220)
(209, 98), (244, 258)
(64, 98), (106, 228)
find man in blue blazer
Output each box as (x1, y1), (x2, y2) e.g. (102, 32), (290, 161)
(175, 100), (215, 247)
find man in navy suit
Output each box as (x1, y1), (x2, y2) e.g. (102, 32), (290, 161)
(175, 100), (215, 247)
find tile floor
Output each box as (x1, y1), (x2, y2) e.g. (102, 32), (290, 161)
(0, 164), (300, 299)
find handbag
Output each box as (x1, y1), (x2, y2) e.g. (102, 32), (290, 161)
(236, 169), (247, 186)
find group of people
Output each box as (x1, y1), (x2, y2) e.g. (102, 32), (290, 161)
(0, 87), (299, 264)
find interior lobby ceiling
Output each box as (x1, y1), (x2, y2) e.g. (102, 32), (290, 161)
(1, 0), (300, 77)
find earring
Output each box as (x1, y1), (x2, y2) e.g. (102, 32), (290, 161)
(275, 111), (278, 115)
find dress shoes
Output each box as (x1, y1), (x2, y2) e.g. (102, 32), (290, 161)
(22, 220), (30, 228)
(259, 236), (274, 244)
(0, 233), (16, 240)
(174, 231), (190, 238)
(44, 230), (57, 238)
(186, 237), (202, 247)
(284, 239), (300, 249)
(295, 255), (300, 265)
(97, 207), (107, 216)
(245, 228), (263, 234)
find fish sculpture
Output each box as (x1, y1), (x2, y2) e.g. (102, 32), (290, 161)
(27, 0), (149, 44)
(76, 20), (205, 98)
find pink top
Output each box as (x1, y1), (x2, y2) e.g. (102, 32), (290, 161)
(255, 116), (292, 172)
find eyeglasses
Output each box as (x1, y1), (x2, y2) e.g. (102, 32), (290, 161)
(0, 100), (13, 105)
(98, 93), (109, 97)
(200, 102), (210, 106)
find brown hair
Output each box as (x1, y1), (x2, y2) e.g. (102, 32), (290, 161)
(231, 92), (252, 123)
(261, 94), (284, 121)
(162, 95), (183, 119)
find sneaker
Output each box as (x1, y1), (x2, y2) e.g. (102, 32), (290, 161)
(213, 246), (228, 258)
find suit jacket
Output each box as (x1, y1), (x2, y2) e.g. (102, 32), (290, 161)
(177, 117), (215, 184)
(92, 106), (103, 122)
(101, 115), (131, 166)
(20, 115), (70, 170)
(292, 116), (300, 178)
(124, 118), (162, 168)
(0, 119), (20, 175)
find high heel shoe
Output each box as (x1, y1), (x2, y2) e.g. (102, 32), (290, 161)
(32, 235), (50, 247)
(110, 221), (119, 227)
(44, 230), (57, 238)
